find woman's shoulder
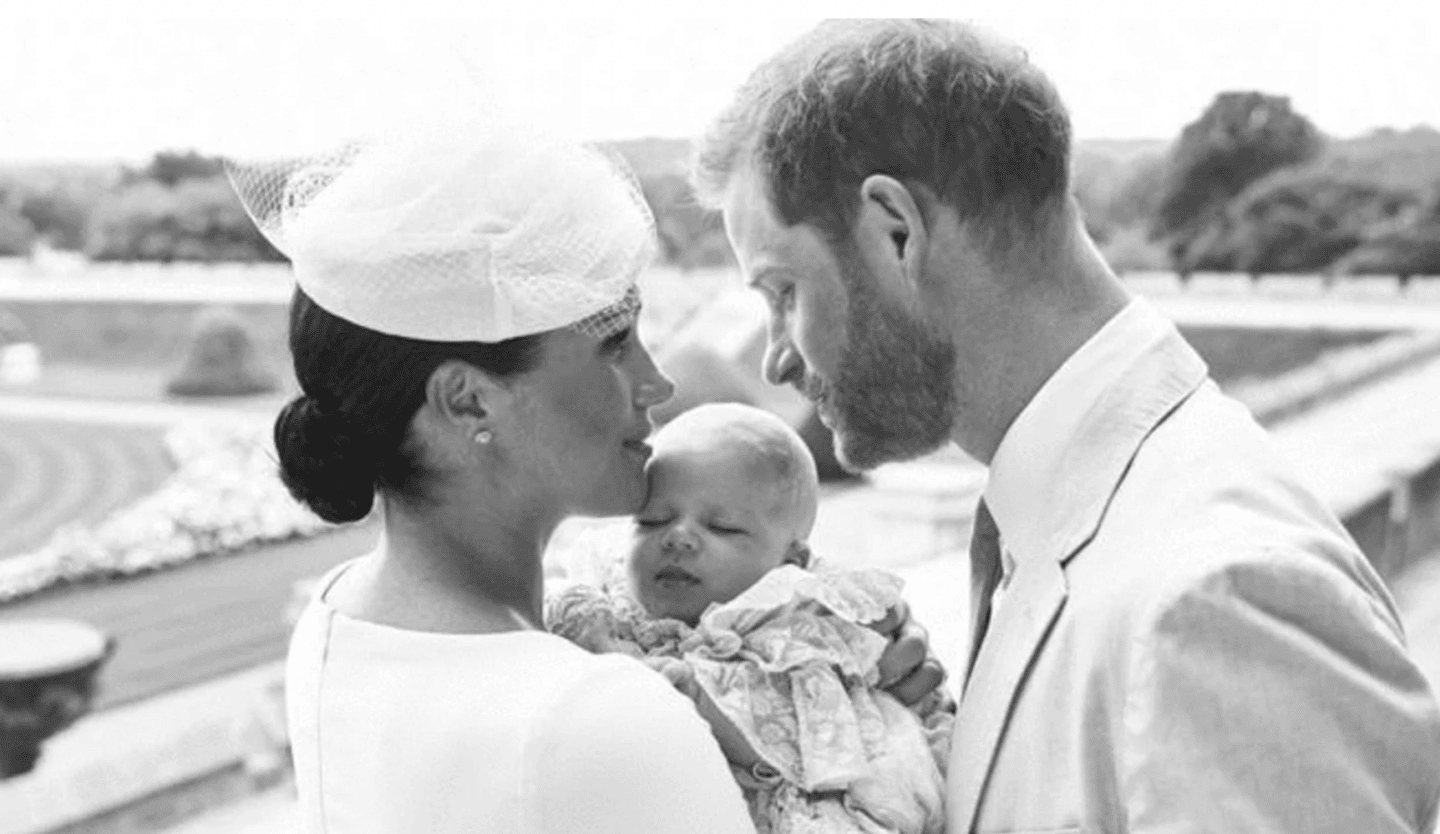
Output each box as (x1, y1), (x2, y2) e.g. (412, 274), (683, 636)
(291, 592), (650, 702)
(535, 649), (694, 725)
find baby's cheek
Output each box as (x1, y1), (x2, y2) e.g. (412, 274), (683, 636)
(624, 538), (650, 591)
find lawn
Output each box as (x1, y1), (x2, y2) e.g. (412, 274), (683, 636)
(0, 419), (174, 561)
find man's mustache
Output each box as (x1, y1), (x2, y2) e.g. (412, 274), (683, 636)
(798, 372), (828, 403)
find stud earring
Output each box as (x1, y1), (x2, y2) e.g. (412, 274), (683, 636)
(474, 430), (492, 445)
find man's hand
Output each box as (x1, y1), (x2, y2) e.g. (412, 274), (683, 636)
(871, 600), (947, 706)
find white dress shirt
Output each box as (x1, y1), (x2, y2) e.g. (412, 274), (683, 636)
(984, 298), (1168, 606)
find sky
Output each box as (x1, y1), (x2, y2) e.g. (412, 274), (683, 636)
(2, 4), (1439, 164)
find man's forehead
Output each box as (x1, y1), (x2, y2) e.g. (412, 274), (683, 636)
(720, 167), (782, 245)
(723, 184), (817, 277)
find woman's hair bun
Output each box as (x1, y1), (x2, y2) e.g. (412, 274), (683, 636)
(273, 395), (378, 523)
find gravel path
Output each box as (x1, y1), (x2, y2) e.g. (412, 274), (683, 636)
(0, 524), (375, 710)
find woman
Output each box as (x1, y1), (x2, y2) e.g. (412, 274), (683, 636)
(230, 122), (938, 834)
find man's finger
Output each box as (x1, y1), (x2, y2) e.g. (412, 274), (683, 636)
(885, 658), (948, 708)
(876, 620), (928, 687)
(870, 599), (911, 638)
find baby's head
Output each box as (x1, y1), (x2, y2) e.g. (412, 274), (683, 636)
(628, 403), (819, 624)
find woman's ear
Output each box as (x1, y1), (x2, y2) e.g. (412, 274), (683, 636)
(783, 540), (811, 569)
(425, 360), (504, 440)
(853, 174), (929, 301)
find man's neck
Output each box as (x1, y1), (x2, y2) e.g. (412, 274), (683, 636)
(950, 234), (1130, 465)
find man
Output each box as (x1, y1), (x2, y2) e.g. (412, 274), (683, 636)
(695, 18), (1440, 833)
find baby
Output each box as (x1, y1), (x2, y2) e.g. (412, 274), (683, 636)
(627, 401), (818, 626)
(547, 403), (951, 834)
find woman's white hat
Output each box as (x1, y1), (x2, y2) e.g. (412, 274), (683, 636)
(227, 122), (654, 342)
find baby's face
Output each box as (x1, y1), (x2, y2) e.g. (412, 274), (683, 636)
(628, 445), (804, 625)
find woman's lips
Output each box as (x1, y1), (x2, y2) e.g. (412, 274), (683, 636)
(621, 439), (652, 459)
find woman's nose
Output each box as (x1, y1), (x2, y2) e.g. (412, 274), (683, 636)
(631, 346), (676, 409)
(636, 376), (675, 409)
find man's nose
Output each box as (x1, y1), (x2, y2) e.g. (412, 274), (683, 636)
(762, 334), (804, 387)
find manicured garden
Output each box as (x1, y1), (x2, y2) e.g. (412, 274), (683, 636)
(2, 266), (1439, 607)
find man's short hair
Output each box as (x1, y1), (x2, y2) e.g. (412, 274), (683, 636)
(694, 19), (1072, 253)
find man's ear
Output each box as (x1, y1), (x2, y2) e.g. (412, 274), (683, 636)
(853, 174), (929, 299)
(425, 360), (504, 438)
(783, 540), (811, 569)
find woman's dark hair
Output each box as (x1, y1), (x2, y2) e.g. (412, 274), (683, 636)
(274, 288), (545, 523)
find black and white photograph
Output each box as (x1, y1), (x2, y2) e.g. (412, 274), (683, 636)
(1, 4), (1439, 832)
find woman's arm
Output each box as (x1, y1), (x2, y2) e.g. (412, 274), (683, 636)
(528, 656), (756, 834)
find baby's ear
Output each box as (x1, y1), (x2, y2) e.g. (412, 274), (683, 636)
(783, 540), (811, 569)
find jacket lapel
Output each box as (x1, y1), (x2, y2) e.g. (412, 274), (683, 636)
(947, 557), (1067, 834)
(948, 314), (1211, 832)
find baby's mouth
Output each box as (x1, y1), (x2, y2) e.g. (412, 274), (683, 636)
(653, 566), (701, 587)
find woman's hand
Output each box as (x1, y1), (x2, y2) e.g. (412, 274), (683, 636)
(870, 601), (947, 707)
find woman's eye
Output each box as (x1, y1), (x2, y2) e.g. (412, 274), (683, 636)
(601, 328), (633, 357)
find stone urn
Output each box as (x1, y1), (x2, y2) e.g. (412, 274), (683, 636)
(0, 619), (114, 779)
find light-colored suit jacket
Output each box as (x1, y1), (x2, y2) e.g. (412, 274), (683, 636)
(947, 308), (1440, 833)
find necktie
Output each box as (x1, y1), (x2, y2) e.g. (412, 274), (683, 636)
(964, 499), (1003, 692)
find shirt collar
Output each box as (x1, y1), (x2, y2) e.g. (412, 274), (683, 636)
(983, 297), (1208, 571)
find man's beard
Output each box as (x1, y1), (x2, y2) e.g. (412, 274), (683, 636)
(805, 254), (957, 472)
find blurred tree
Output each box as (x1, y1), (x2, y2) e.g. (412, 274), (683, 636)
(18, 189), (91, 250)
(1154, 92), (1323, 266)
(1338, 226), (1440, 282)
(85, 176), (283, 262)
(144, 151), (226, 187)
(0, 203), (36, 256)
(0, 165), (116, 251)
(1335, 183), (1440, 279)
(1180, 166), (1415, 274)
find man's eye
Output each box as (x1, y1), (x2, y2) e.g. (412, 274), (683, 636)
(762, 284), (794, 314)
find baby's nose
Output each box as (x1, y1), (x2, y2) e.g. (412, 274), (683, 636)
(661, 525), (699, 554)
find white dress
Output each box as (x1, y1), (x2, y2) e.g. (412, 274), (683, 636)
(286, 562), (755, 834)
